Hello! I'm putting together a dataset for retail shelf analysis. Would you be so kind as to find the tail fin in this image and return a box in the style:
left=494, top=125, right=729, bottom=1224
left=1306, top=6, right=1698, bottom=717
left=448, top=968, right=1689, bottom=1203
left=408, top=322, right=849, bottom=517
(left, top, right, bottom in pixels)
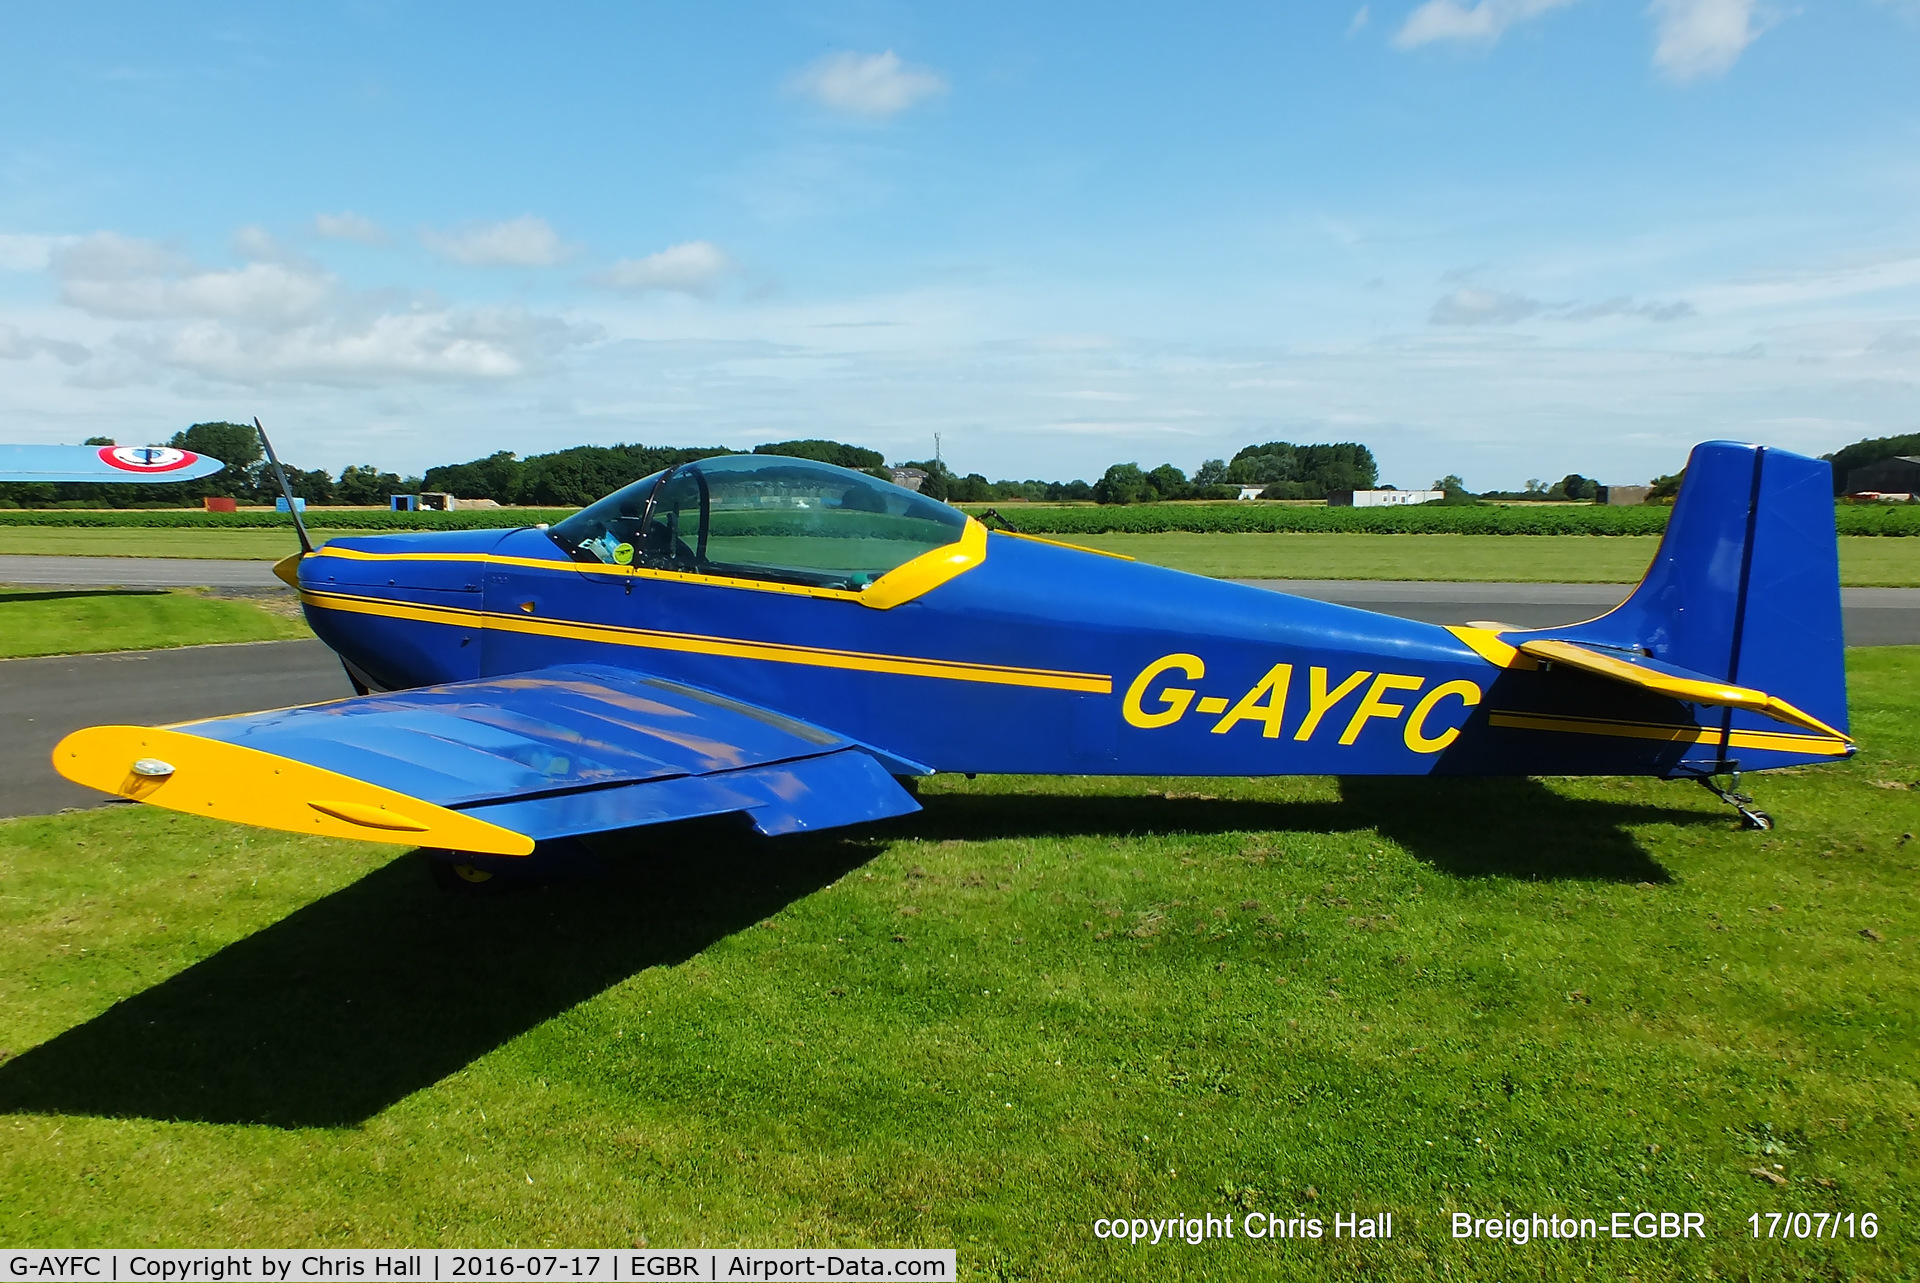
left=1553, top=440, right=1849, bottom=743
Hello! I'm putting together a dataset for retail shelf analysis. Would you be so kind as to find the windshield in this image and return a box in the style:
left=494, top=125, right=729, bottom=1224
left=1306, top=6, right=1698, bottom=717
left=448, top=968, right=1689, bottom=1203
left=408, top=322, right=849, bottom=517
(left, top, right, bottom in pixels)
left=547, top=454, right=968, bottom=591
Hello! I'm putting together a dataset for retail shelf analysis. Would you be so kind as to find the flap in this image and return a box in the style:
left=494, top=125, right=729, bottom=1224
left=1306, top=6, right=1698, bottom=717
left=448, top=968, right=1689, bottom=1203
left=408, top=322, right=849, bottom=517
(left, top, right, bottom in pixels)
left=1516, top=639, right=1851, bottom=742
left=464, top=748, right=920, bottom=841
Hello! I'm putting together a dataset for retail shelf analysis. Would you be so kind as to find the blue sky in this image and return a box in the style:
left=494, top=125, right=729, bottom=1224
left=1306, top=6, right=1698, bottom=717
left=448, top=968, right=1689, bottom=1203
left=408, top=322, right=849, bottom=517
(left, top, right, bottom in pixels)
left=1, top=1, right=1916, bottom=489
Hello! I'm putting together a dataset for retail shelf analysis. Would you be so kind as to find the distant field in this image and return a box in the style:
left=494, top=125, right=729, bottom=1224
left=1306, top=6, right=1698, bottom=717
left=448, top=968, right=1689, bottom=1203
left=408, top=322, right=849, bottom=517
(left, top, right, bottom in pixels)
left=1072, top=532, right=1920, bottom=585
left=1072, top=532, right=1664, bottom=582
left=5, top=527, right=1919, bottom=585
left=0, top=587, right=311, bottom=658
left=0, top=528, right=379, bottom=559
left=0, top=649, right=1912, bottom=1275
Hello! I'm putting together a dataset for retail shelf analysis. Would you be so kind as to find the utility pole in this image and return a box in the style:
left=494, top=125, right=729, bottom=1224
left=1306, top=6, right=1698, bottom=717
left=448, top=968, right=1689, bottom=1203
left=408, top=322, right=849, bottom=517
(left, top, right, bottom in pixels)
left=934, top=433, right=941, bottom=469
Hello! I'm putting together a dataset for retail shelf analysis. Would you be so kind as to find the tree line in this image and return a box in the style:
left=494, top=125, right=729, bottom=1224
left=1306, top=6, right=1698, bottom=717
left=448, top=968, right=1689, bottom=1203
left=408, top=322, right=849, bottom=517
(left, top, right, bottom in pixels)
left=0, top=429, right=1436, bottom=510
left=417, top=437, right=1386, bottom=507
left=10, top=420, right=1908, bottom=511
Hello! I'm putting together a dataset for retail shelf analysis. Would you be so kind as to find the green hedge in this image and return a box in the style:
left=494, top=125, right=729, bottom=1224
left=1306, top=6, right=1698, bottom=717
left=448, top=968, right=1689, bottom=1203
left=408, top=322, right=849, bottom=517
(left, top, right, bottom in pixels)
left=964, top=503, right=1920, bottom=536
left=0, top=508, right=577, bottom=531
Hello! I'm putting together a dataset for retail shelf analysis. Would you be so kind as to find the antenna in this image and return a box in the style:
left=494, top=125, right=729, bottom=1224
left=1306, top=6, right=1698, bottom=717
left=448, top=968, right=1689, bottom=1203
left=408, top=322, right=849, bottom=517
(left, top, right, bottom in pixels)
left=254, top=416, right=313, bottom=556
left=934, top=432, right=941, bottom=467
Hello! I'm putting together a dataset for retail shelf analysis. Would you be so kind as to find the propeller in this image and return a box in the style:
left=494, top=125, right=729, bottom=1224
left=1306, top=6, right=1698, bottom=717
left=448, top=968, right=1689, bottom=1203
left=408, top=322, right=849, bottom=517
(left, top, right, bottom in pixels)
left=254, top=416, right=313, bottom=557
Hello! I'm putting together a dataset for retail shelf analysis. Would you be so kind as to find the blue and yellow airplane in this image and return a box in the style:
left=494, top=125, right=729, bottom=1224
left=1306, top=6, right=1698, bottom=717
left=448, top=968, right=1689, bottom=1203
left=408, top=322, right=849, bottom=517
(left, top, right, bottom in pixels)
left=54, top=437, right=1850, bottom=882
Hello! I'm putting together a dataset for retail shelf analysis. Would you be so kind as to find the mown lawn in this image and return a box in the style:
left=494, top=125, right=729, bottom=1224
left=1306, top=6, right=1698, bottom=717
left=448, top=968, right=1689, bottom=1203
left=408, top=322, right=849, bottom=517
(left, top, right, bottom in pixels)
left=0, top=653, right=1913, bottom=1279
left=0, top=588, right=311, bottom=658
left=0, top=528, right=377, bottom=560
left=4, top=527, right=1920, bottom=586
left=1066, top=532, right=1920, bottom=586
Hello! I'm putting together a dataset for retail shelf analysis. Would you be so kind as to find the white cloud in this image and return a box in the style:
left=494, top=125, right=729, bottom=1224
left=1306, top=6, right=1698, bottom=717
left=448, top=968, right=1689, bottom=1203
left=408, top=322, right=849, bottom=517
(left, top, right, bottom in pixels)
left=147, top=307, right=592, bottom=386
left=1430, top=286, right=1541, bottom=324
left=52, top=232, right=190, bottom=282
left=40, top=231, right=596, bottom=387
left=1649, top=0, right=1766, bottom=81
left=55, top=233, right=332, bottom=327
left=314, top=211, right=388, bottom=245
left=1431, top=286, right=1698, bottom=324
left=0, top=323, right=88, bottom=365
left=590, top=241, right=734, bottom=296
left=1558, top=295, right=1696, bottom=321
left=0, top=234, right=76, bottom=272
left=789, top=51, right=948, bottom=118
left=1348, top=6, right=1372, bottom=36
left=1394, top=0, right=1576, bottom=47
left=421, top=215, right=576, bottom=267
left=229, top=225, right=322, bottom=267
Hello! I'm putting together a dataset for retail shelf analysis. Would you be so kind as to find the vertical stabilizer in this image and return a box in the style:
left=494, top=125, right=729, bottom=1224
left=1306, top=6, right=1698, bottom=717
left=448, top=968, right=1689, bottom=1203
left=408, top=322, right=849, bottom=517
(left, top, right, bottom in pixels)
left=1547, top=440, right=1848, bottom=742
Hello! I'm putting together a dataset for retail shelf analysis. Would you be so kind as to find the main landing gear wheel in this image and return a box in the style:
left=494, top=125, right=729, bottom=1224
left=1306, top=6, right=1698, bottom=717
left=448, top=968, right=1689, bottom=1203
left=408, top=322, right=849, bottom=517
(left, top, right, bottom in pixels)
left=428, top=856, right=500, bottom=893
left=424, top=838, right=607, bottom=894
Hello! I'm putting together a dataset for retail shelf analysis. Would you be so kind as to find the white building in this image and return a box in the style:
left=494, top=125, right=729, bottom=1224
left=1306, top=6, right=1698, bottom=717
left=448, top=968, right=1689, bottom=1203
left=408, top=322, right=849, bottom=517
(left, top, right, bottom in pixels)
left=1328, top=489, right=1445, bottom=508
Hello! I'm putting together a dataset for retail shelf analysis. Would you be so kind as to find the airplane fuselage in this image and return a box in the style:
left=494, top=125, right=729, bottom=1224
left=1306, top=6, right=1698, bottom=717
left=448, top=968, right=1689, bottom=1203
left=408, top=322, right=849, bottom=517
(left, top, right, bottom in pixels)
left=295, top=524, right=1841, bottom=781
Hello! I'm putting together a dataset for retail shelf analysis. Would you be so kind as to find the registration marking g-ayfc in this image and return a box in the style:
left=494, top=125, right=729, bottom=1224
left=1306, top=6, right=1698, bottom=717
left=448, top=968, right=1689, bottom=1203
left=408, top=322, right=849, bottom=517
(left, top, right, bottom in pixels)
left=1123, top=653, right=1484, bottom=753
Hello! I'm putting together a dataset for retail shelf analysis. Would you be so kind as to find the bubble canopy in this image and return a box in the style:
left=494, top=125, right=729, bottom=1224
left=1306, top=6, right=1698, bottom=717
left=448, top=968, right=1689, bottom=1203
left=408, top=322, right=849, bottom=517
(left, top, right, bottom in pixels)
left=547, top=454, right=969, bottom=592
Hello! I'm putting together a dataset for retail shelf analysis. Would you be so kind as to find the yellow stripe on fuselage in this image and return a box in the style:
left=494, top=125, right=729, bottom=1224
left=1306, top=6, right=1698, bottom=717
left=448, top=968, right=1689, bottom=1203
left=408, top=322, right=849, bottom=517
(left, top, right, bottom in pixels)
left=1487, top=709, right=1851, bottom=757
left=298, top=587, right=1113, bottom=694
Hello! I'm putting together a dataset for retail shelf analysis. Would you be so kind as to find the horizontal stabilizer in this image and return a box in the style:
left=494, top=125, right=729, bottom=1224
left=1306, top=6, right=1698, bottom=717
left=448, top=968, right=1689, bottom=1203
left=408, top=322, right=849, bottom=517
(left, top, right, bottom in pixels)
left=1516, top=639, right=1851, bottom=743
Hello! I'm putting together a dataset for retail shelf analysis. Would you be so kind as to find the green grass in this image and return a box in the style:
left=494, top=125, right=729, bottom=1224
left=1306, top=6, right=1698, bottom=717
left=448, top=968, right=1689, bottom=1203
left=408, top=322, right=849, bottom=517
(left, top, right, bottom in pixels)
left=1073, top=533, right=1665, bottom=582
left=0, top=653, right=1914, bottom=1276
left=0, top=527, right=380, bottom=559
left=0, top=588, right=311, bottom=658
left=1069, top=532, right=1920, bottom=586
left=9, top=527, right=1920, bottom=586
left=0, top=509, right=576, bottom=531
left=969, top=500, right=1920, bottom=537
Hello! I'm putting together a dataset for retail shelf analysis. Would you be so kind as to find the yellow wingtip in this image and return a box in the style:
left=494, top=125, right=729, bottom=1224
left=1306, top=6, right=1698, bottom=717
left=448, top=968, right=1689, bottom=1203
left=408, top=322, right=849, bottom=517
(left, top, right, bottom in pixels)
left=53, top=725, right=534, bottom=856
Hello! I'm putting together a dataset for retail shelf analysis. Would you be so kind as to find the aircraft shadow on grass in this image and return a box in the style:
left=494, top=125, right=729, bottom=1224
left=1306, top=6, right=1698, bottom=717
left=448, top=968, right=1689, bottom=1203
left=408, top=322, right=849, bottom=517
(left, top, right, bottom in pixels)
left=0, top=777, right=1712, bottom=1129
left=1, top=589, right=169, bottom=604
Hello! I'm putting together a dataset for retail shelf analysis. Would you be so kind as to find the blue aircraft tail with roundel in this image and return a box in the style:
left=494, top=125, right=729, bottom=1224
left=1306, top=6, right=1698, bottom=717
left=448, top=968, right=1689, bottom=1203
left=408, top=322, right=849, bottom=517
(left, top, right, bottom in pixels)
left=1516, top=440, right=1849, bottom=765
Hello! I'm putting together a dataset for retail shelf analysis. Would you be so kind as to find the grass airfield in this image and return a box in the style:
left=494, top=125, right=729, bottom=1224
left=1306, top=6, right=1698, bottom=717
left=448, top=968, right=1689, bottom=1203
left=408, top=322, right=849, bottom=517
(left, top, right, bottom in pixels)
left=4, top=526, right=1920, bottom=585
left=0, top=587, right=309, bottom=658
left=0, top=652, right=1913, bottom=1278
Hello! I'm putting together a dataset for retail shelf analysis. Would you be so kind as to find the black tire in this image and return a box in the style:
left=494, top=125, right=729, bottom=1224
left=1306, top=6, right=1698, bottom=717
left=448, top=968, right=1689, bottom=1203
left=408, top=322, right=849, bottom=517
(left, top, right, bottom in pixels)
left=426, top=852, right=510, bottom=894
left=424, top=838, right=606, bottom=893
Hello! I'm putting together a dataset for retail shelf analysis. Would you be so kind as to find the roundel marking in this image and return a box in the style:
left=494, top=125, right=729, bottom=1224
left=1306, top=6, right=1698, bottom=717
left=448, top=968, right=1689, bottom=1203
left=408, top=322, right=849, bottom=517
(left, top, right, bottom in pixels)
left=99, top=446, right=200, bottom=473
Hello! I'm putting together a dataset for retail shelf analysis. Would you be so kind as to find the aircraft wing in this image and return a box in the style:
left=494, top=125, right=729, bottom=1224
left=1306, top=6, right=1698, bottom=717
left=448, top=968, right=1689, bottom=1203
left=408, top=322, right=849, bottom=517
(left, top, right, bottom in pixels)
left=53, top=665, right=922, bottom=855
left=1515, top=638, right=1851, bottom=742
left=0, top=444, right=224, bottom=483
